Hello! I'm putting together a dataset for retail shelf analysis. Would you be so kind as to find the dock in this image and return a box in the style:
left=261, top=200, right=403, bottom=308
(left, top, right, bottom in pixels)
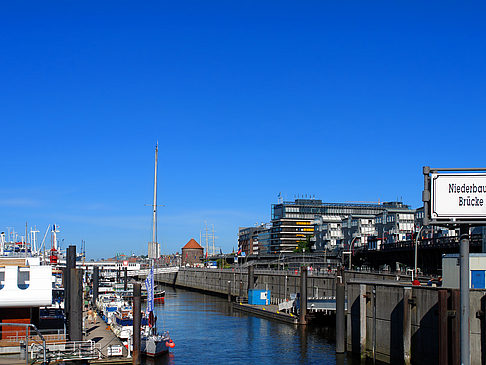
left=83, top=309, right=130, bottom=363
left=232, top=302, right=299, bottom=324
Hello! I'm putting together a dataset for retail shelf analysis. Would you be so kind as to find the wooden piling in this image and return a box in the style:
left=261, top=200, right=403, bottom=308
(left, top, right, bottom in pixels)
left=438, top=289, right=448, bottom=365
left=69, top=268, right=83, bottom=341
left=124, top=267, right=128, bottom=291
left=451, top=289, right=460, bottom=365
left=132, top=283, right=141, bottom=365
left=92, top=266, right=99, bottom=307
left=299, top=269, right=308, bottom=325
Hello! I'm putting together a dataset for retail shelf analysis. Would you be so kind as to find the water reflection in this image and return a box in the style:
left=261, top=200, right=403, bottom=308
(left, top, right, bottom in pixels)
left=142, top=286, right=362, bottom=365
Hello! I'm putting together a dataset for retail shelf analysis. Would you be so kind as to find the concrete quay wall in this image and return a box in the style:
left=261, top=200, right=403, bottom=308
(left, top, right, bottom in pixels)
left=154, top=268, right=417, bottom=301
left=347, top=281, right=486, bottom=365
left=155, top=268, right=341, bottom=302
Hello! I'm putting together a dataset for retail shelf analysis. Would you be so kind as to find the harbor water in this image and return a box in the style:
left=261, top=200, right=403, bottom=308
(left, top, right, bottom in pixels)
left=145, top=286, right=359, bottom=365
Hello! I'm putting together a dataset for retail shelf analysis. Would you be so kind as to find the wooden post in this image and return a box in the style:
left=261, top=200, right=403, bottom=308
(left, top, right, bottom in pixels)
left=65, top=245, right=76, bottom=332
left=438, top=289, right=448, bottom=365
left=69, top=268, right=83, bottom=341
left=403, top=287, right=412, bottom=365
left=132, top=283, right=141, bottom=365
left=451, top=289, right=460, bottom=365
left=359, top=284, right=367, bottom=361
left=300, top=269, right=308, bottom=325
left=124, top=267, right=128, bottom=291
left=227, top=280, right=231, bottom=303
left=92, top=266, right=99, bottom=307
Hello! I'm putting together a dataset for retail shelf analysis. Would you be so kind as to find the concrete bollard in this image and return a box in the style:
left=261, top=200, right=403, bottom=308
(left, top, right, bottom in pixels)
left=248, top=266, right=255, bottom=291
left=336, top=275, right=345, bottom=353
left=359, top=284, right=367, bottom=361
left=403, top=287, right=412, bottom=365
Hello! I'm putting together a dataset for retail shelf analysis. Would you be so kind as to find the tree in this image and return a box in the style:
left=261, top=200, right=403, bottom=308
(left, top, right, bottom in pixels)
left=293, top=236, right=312, bottom=253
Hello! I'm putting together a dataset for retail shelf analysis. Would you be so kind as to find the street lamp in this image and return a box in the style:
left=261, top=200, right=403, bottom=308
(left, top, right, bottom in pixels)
left=414, top=226, right=424, bottom=278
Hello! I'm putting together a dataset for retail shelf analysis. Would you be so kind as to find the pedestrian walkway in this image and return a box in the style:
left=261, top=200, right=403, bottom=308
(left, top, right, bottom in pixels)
left=83, top=310, right=128, bottom=359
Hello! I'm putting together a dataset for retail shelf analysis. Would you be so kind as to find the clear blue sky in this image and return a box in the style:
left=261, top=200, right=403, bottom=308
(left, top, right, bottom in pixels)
left=1, top=2, right=485, bottom=258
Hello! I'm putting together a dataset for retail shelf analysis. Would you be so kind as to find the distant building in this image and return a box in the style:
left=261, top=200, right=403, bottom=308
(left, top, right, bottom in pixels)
left=272, top=199, right=384, bottom=253
left=312, top=216, right=343, bottom=251
left=342, top=214, right=376, bottom=249
left=374, top=202, right=415, bottom=247
left=181, top=239, right=204, bottom=266
left=256, top=227, right=272, bottom=254
left=238, top=224, right=269, bottom=256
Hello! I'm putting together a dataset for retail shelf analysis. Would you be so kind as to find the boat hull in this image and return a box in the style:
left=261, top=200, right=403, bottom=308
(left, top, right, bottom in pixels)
left=141, top=336, right=169, bottom=357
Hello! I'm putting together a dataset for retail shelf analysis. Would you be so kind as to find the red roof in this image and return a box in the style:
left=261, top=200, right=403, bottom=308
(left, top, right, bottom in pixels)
left=182, top=239, right=203, bottom=250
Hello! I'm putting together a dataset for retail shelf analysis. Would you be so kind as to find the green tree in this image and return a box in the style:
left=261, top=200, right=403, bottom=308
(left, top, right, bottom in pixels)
left=293, top=236, right=312, bottom=253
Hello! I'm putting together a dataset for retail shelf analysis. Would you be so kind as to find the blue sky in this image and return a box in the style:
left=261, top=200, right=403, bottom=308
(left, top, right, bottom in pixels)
left=1, top=2, right=485, bottom=258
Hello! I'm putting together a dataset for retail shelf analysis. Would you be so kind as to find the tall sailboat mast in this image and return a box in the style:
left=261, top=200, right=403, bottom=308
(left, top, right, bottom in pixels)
left=152, top=143, right=158, bottom=249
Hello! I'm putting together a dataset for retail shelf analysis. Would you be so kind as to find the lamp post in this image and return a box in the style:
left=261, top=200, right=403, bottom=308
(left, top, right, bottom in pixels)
left=414, top=226, right=424, bottom=279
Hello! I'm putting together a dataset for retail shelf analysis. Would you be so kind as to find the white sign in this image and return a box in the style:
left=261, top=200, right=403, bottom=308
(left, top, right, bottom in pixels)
left=108, top=345, right=123, bottom=356
left=431, top=173, right=486, bottom=218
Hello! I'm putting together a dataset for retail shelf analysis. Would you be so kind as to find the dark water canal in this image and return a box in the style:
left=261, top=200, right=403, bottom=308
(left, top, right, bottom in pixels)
left=143, top=287, right=360, bottom=365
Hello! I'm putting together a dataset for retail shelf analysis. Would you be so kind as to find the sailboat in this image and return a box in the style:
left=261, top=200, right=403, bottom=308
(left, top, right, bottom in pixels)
left=141, top=143, right=174, bottom=357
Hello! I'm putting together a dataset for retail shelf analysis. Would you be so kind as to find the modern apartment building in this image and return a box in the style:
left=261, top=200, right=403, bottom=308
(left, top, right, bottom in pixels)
left=374, top=202, right=415, bottom=247
left=312, top=216, right=343, bottom=251
left=271, top=199, right=384, bottom=253
left=342, top=214, right=376, bottom=249
left=238, top=224, right=270, bottom=256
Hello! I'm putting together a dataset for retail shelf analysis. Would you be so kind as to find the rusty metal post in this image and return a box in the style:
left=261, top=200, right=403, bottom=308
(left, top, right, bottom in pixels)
left=132, top=283, right=141, bottom=365
left=451, top=289, right=461, bottom=365
left=438, top=289, right=449, bottom=365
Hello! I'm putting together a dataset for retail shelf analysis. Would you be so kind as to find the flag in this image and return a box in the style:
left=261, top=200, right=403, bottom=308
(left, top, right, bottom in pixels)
left=145, top=266, right=154, bottom=316
left=237, top=247, right=242, bottom=255
left=205, top=251, right=208, bottom=259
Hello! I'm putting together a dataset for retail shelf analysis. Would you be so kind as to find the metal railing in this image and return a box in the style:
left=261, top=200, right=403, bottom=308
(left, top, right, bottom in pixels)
left=30, top=340, right=102, bottom=363
left=0, top=323, right=46, bottom=364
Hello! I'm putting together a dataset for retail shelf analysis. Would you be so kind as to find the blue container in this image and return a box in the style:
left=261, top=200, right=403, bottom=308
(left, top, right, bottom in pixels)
left=248, top=289, right=271, bottom=305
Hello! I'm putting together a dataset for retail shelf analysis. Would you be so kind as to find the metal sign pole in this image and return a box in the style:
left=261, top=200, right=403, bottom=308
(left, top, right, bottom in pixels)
left=422, top=166, right=486, bottom=365
left=459, top=225, right=470, bottom=365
